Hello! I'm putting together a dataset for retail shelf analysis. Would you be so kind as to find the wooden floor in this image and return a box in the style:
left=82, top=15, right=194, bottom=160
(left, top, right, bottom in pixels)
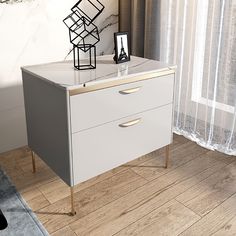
left=1, top=134, right=236, bottom=236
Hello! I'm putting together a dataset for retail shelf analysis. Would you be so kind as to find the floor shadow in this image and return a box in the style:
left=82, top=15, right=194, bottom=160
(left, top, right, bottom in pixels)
left=34, top=211, right=71, bottom=216
left=5, top=207, right=71, bottom=216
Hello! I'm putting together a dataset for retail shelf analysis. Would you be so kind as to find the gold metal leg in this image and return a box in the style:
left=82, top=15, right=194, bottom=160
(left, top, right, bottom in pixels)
left=165, top=145, right=170, bottom=169
left=70, top=187, right=76, bottom=216
left=31, top=150, right=36, bottom=173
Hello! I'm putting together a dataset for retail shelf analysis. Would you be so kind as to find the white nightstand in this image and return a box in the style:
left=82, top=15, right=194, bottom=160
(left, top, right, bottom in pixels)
left=22, top=55, right=175, bottom=215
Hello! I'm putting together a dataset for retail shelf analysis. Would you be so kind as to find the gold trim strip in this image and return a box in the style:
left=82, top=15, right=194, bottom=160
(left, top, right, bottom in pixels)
left=69, top=69, right=175, bottom=96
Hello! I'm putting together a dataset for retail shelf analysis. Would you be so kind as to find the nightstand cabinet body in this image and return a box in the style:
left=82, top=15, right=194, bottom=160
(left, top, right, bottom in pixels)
left=22, top=55, right=175, bottom=187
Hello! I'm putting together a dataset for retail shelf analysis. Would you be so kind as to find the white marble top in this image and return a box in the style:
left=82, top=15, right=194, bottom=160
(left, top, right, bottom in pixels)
left=22, top=55, right=175, bottom=90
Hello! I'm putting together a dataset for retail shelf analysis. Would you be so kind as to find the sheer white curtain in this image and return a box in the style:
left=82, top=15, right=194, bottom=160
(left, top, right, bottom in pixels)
left=120, top=0, right=236, bottom=155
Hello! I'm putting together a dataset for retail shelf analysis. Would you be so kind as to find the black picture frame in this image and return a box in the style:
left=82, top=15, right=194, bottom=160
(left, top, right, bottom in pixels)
left=114, top=32, right=130, bottom=64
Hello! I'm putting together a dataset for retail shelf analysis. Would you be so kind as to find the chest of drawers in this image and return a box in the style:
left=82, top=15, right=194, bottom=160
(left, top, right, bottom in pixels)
left=22, top=55, right=175, bottom=215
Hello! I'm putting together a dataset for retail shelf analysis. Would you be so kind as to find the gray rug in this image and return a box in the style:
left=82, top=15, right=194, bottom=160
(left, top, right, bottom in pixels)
left=0, top=167, right=49, bottom=236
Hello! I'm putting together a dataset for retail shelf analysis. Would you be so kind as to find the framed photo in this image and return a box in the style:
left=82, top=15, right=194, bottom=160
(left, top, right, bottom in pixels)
left=114, top=32, right=130, bottom=64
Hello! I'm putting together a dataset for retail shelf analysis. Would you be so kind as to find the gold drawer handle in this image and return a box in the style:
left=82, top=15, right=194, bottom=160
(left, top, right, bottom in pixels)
left=119, top=118, right=141, bottom=128
left=119, top=87, right=141, bottom=95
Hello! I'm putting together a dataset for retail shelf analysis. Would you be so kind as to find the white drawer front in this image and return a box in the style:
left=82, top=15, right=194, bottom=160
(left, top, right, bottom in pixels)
left=70, top=74, right=174, bottom=133
left=72, top=104, right=173, bottom=185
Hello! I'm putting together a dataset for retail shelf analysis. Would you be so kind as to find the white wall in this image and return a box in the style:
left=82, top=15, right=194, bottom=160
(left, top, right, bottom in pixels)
left=0, top=0, right=118, bottom=153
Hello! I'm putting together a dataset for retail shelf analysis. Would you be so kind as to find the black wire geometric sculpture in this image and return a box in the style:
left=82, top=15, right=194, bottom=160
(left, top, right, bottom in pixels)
left=63, top=0, right=105, bottom=70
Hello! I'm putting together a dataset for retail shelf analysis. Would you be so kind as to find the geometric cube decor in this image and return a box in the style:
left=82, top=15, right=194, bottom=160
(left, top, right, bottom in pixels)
left=72, top=0, right=105, bottom=24
left=73, top=45, right=96, bottom=70
left=63, top=0, right=104, bottom=70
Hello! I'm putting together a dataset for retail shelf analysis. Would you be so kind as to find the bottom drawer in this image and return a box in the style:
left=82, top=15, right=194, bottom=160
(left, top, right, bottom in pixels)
left=72, top=104, right=173, bottom=185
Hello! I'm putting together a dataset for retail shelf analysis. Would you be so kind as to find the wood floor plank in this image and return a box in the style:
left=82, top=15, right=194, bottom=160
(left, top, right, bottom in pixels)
left=131, top=141, right=208, bottom=181
left=38, top=179, right=71, bottom=204
left=27, top=194, right=50, bottom=211
left=69, top=152, right=225, bottom=236
left=20, top=187, right=43, bottom=202
left=37, top=169, right=148, bottom=234
left=0, top=150, right=58, bottom=195
left=176, top=160, right=236, bottom=216
left=212, top=215, right=236, bottom=236
left=11, top=168, right=57, bottom=191
left=114, top=199, right=200, bottom=236
left=173, top=134, right=189, bottom=144
left=180, top=193, right=236, bottom=236
left=205, top=150, right=236, bottom=164
left=38, top=165, right=128, bottom=204
left=51, top=226, right=76, bottom=236
left=0, top=163, right=25, bottom=179
left=0, top=146, right=29, bottom=160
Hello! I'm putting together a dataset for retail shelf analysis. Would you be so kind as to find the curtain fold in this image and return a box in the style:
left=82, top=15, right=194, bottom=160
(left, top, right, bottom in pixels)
left=119, top=0, right=236, bottom=155
left=119, top=0, right=161, bottom=59
left=131, top=0, right=145, bottom=57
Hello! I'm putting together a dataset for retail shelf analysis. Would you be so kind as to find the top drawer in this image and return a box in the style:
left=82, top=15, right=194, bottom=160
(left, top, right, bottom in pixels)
left=70, top=74, right=174, bottom=133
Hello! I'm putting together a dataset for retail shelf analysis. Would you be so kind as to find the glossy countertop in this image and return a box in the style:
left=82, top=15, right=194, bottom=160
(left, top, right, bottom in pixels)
left=21, top=55, right=175, bottom=91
